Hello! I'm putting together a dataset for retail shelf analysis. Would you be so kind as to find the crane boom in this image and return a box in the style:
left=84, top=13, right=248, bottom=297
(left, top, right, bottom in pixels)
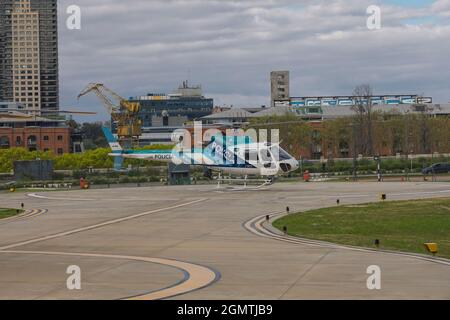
left=77, top=83, right=142, bottom=147
left=77, top=83, right=119, bottom=114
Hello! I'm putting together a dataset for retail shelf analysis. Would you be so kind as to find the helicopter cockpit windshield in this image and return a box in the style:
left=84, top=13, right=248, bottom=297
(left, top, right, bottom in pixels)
left=270, top=145, right=293, bottom=161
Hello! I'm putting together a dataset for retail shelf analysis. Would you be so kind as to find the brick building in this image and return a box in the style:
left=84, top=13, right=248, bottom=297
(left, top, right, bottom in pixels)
left=0, top=111, right=70, bottom=154
left=202, top=104, right=450, bottom=160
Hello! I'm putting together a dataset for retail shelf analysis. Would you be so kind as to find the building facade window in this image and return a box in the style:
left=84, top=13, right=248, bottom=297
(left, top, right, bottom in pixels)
left=0, top=136, right=10, bottom=149
left=27, top=135, right=37, bottom=146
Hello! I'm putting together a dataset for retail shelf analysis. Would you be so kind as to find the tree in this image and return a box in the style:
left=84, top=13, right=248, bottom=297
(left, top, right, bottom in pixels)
left=248, top=112, right=312, bottom=159
left=80, top=122, right=108, bottom=150
left=321, top=117, right=352, bottom=158
left=352, top=84, right=375, bottom=156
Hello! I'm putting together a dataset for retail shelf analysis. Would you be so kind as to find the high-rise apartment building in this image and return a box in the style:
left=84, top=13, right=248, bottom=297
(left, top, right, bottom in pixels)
left=270, top=71, right=290, bottom=107
left=0, top=0, right=59, bottom=113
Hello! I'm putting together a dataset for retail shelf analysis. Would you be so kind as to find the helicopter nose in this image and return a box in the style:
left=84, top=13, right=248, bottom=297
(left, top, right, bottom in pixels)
left=279, top=160, right=299, bottom=173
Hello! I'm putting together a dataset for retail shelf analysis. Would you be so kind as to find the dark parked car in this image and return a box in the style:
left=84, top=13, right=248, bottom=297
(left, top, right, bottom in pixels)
left=422, top=163, right=450, bottom=175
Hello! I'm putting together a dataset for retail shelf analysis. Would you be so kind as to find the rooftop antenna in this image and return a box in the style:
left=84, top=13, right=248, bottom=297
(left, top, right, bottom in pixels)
left=187, top=68, right=191, bottom=87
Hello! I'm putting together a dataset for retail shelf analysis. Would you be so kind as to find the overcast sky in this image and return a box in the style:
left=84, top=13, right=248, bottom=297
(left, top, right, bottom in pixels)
left=57, top=0, right=450, bottom=121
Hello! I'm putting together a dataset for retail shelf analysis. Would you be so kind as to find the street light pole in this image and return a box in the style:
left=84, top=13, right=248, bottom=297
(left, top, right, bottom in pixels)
left=374, top=155, right=382, bottom=182
left=352, top=123, right=358, bottom=181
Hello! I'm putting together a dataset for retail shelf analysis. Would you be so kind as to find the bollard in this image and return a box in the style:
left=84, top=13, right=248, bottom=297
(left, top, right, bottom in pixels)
left=375, top=239, right=380, bottom=248
left=286, top=207, right=290, bottom=214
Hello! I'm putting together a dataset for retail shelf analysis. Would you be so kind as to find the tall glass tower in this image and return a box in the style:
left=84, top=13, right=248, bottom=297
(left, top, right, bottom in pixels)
left=0, top=0, right=59, bottom=113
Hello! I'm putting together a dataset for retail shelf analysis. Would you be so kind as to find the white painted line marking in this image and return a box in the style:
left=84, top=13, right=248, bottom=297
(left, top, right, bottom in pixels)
left=0, top=199, right=208, bottom=251
left=27, top=193, right=181, bottom=202
left=0, top=209, right=47, bottom=225
left=0, top=209, right=34, bottom=222
left=244, top=187, right=450, bottom=267
left=28, top=193, right=96, bottom=201
left=245, top=214, right=450, bottom=267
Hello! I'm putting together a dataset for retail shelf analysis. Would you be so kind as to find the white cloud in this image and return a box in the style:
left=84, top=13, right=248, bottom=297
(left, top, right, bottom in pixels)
left=432, top=0, right=450, bottom=17
left=57, top=0, right=450, bottom=119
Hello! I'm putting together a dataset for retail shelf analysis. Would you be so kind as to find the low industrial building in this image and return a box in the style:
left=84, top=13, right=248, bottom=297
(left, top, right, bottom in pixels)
left=14, top=160, right=54, bottom=181
left=203, top=103, right=450, bottom=125
left=274, top=95, right=433, bottom=108
left=129, top=81, right=213, bottom=128
left=120, top=81, right=214, bottom=145
left=202, top=108, right=255, bottom=126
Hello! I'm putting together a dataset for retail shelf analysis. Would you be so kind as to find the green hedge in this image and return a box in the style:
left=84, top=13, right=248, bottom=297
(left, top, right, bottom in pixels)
left=0, top=147, right=173, bottom=173
left=302, top=157, right=450, bottom=174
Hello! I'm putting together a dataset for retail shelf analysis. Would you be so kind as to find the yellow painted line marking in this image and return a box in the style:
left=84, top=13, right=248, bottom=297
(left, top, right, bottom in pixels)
left=1, top=250, right=218, bottom=300
left=0, top=209, right=47, bottom=225
left=0, top=209, right=34, bottom=222
left=14, top=209, right=44, bottom=220
left=0, top=199, right=215, bottom=299
left=245, top=213, right=450, bottom=266
left=20, top=209, right=46, bottom=220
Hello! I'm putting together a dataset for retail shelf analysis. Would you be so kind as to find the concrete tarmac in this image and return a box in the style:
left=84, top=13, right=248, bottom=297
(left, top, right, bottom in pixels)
left=0, top=182, right=449, bottom=300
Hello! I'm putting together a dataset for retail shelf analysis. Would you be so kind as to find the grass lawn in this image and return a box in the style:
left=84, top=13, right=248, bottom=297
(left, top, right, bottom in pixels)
left=0, top=208, right=23, bottom=219
left=274, top=198, right=450, bottom=259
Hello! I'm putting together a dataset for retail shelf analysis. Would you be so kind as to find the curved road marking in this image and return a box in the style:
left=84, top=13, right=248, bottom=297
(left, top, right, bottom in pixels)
left=244, top=213, right=450, bottom=267
left=0, top=250, right=219, bottom=300
left=11, top=209, right=47, bottom=222
left=0, top=209, right=34, bottom=222
left=27, top=193, right=181, bottom=202
left=28, top=193, right=96, bottom=201
left=244, top=187, right=450, bottom=267
left=0, top=209, right=47, bottom=225
left=0, top=198, right=208, bottom=251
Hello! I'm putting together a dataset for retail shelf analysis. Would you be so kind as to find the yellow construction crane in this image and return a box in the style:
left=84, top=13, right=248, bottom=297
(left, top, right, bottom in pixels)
left=77, top=83, right=142, bottom=146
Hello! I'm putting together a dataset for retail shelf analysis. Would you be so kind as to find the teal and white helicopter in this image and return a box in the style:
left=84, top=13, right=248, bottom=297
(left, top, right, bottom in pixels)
left=102, top=126, right=299, bottom=186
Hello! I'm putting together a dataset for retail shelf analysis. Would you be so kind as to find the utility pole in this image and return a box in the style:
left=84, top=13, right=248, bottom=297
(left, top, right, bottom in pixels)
left=409, top=152, right=413, bottom=182
left=352, top=123, right=358, bottom=181
left=299, top=156, right=304, bottom=176
left=137, top=162, right=141, bottom=187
